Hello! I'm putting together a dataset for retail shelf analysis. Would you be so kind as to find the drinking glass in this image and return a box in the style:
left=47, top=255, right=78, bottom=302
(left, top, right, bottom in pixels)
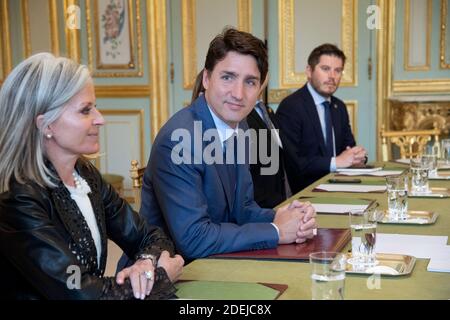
left=410, top=156, right=432, bottom=194
left=385, top=175, right=408, bottom=220
left=310, top=252, right=346, bottom=300
left=348, top=209, right=378, bottom=269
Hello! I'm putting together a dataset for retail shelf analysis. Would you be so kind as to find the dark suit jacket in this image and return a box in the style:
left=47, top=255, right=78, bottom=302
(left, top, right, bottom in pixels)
left=246, top=102, right=290, bottom=208
left=276, top=84, right=355, bottom=193
left=138, top=95, right=278, bottom=260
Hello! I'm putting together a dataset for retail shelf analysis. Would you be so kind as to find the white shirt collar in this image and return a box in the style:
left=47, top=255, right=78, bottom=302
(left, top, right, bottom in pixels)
left=307, top=82, right=331, bottom=106
left=207, top=104, right=239, bottom=145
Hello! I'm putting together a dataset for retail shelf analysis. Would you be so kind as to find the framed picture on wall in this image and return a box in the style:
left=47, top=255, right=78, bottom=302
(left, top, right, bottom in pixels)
left=86, top=0, right=142, bottom=77
left=95, top=0, right=134, bottom=69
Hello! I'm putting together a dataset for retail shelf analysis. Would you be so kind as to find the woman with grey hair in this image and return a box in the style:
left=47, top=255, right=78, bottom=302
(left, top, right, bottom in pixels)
left=0, top=53, right=184, bottom=300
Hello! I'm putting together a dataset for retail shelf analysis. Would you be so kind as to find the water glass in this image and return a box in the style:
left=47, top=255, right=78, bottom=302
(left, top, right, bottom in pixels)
left=442, top=139, right=450, bottom=165
left=385, top=175, right=408, bottom=220
left=310, top=252, right=346, bottom=300
left=410, top=156, right=432, bottom=194
left=422, top=153, right=438, bottom=177
left=348, top=209, right=378, bottom=268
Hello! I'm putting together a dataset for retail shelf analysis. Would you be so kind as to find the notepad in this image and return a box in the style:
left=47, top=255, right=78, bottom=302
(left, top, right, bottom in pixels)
left=375, top=234, right=449, bottom=259
left=336, top=167, right=383, bottom=173
left=314, top=183, right=387, bottom=193
left=311, top=204, right=368, bottom=214
left=175, top=281, right=286, bottom=300
left=337, top=170, right=404, bottom=177
left=427, top=246, right=450, bottom=273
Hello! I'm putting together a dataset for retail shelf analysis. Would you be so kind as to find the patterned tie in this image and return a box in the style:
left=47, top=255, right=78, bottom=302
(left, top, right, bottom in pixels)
left=323, top=101, right=334, bottom=157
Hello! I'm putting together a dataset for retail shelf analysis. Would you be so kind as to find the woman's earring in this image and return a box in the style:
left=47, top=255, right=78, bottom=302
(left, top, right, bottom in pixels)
left=46, top=133, right=52, bottom=139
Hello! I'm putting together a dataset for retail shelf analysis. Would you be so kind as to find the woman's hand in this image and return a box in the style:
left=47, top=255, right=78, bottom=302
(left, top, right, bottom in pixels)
left=116, top=258, right=155, bottom=300
left=157, top=250, right=184, bottom=283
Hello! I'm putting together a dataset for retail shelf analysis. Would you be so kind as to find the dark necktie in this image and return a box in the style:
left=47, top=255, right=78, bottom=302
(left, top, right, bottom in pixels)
left=223, top=134, right=237, bottom=193
left=323, top=101, right=334, bottom=157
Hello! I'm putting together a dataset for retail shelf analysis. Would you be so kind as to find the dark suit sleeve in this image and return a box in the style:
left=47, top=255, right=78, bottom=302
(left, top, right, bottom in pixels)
left=147, top=136, right=278, bottom=260
left=276, top=98, right=331, bottom=176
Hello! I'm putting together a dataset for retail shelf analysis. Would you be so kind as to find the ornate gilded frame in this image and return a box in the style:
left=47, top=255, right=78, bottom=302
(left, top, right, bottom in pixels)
left=86, top=0, right=143, bottom=77
left=403, top=0, right=432, bottom=71
left=64, top=0, right=81, bottom=62
left=345, top=100, right=358, bottom=137
left=99, top=109, right=145, bottom=166
left=182, top=0, right=252, bottom=89
left=441, top=0, right=450, bottom=69
left=21, top=0, right=60, bottom=57
left=278, top=0, right=358, bottom=88
left=0, top=0, right=12, bottom=84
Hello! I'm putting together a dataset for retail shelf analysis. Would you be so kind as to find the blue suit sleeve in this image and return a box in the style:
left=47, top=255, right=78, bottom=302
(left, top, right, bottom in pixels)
left=147, top=138, right=279, bottom=260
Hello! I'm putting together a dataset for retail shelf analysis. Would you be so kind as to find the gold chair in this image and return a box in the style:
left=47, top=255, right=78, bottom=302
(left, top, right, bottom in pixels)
left=380, top=127, right=441, bottom=161
left=130, top=160, right=146, bottom=210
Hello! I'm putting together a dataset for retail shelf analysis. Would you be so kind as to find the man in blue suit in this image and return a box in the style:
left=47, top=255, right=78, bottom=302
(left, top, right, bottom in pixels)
left=138, top=28, right=317, bottom=261
left=277, top=44, right=367, bottom=193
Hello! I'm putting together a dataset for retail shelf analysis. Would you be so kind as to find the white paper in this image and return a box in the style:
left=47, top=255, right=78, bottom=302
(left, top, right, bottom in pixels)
left=375, top=233, right=448, bottom=259
left=336, top=167, right=383, bottom=173
left=427, top=246, right=450, bottom=273
left=338, top=170, right=404, bottom=177
left=395, top=159, right=450, bottom=170
left=395, top=159, right=410, bottom=165
left=429, top=172, right=450, bottom=180
left=315, top=184, right=387, bottom=193
left=311, top=203, right=369, bottom=214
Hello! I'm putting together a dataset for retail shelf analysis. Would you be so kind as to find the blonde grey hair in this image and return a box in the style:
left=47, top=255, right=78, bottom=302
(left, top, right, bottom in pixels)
left=0, top=52, right=91, bottom=192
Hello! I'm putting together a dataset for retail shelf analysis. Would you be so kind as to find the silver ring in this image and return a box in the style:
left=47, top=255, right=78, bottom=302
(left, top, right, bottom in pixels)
left=143, top=270, right=153, bottom=281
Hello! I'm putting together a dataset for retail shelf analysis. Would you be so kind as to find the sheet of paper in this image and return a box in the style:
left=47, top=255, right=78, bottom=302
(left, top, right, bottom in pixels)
left=437, top=160, right=450, bottom=169
left=395, top=159, right=450, bottom=169
left=427, top=246, right=450, bottom=273
left=315, top=184, right=387, bottom=193
left=336, top=167, right=383, bottom=173
left=374, top=233, right=448, bottom=259
left=429, top=172, right=450, bottom=180
left=338, top=170, right=404, bottom=177
left=311, top=203, right=369, bottom=214
left=395, top=159, right=410, bottom=165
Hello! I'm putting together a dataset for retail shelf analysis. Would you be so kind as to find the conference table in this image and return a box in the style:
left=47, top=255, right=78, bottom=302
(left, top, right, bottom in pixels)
left=179, top=162, right=450, bottom=299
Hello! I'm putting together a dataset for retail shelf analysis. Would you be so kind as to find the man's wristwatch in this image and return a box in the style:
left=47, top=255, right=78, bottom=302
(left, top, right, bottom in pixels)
left=137, top=253, right=157, bottom=267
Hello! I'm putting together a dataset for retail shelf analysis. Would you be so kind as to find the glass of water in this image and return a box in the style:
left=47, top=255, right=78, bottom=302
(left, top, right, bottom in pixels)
left=422, top=151, right=438, bottom=177
left=410, top=156, right=432, bottom=194
left=441, top=139, right=450, bottom=165
left=348, top=208, right=378, bottom=269
left=309, top=252, right=346, bottom=300
left=385, top=175, right=408, bottom=220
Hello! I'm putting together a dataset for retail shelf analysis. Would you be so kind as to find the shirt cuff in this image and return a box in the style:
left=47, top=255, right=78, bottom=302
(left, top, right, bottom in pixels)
left=330, top=157, right=337, bottom=172
left=271, top=223, right=280, bottom=238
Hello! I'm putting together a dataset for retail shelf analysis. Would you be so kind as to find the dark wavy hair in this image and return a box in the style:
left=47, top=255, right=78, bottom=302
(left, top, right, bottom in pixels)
left=204, top=27, right=268, bottom=83
left=307, top=43, right=346, bottom=70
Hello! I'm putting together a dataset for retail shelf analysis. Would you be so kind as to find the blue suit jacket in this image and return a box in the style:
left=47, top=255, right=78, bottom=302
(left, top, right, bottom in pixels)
left=276, top=84, right=356, bottom=193
left=139, top=95, right=278, bottom=260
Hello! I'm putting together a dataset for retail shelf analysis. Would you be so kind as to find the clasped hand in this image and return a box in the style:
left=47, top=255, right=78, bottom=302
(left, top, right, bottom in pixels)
left=274, top=200, right=318, bottom=244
